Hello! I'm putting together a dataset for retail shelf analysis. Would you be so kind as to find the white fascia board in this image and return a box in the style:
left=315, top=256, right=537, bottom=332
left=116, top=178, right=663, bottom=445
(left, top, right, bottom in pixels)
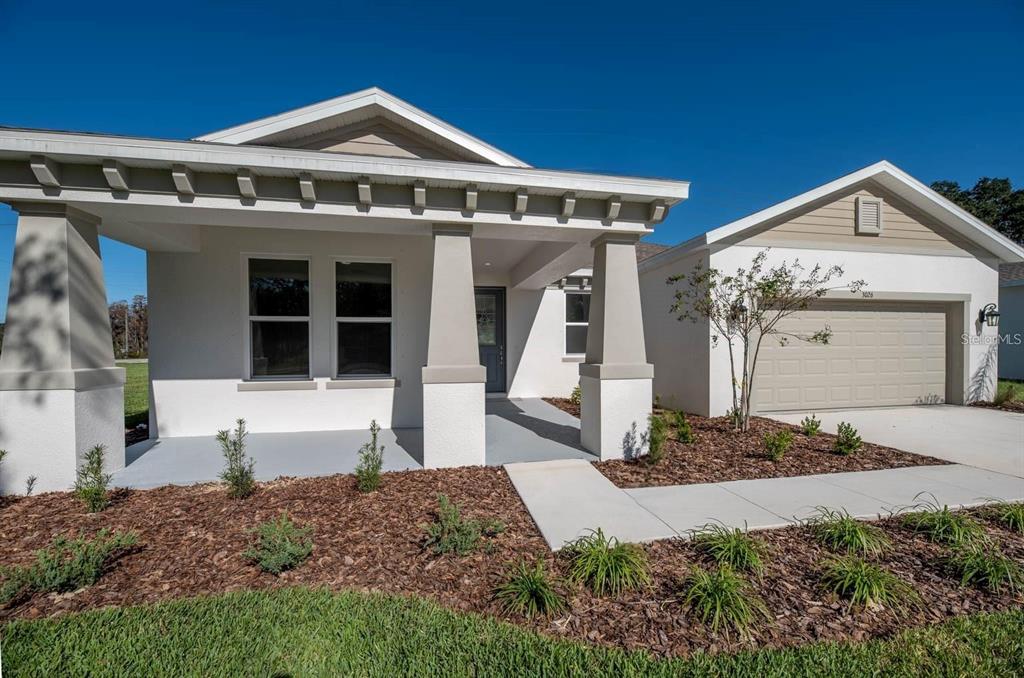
left=0, top=128, right=689, bottom=203
left=193, top=87, right=531, bottom=169
left=701, top=160, right=1024, bottom=263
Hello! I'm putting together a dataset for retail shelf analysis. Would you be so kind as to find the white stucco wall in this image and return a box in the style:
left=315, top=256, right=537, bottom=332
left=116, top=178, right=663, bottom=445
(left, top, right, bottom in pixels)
left=148, top=225, right=584, bottom=437
left=999, top=284, right=1024, bottom=380
left=707, top=246, right=1002, bottom=415
left=639, top=249, right=710, bottom=414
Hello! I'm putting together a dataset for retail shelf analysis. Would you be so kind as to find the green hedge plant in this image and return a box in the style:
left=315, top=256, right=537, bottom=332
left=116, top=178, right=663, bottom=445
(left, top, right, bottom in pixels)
left=74, top=444, right=112, bottom=512
left=355, top=420, right=384, bottom=493
left=218, top=419, right=256, bottom=499
left=832, top=422, right=862, bottom=455
left=244, top=512, right=313, bottom=575
left=673, top=411, right=694, bottom=443
left=800, top=414, right=821, bottom=436
left=762, top=429, right=793, bottom=462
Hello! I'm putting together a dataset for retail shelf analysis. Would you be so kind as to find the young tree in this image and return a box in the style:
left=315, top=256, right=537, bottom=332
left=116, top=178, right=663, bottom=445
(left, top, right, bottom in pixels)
left=668, top=250, right=865, bottom=432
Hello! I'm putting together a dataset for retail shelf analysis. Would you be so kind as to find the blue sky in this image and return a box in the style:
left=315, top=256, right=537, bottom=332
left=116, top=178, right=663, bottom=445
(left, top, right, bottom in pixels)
left=1, top=0, right=1021, bottom=321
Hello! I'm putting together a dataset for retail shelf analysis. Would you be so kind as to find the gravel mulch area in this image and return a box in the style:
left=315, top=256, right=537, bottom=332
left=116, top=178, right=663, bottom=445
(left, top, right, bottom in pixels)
left=2, top=474, right=1023, bottom=658
left=543, top=398, right=948, bottom=489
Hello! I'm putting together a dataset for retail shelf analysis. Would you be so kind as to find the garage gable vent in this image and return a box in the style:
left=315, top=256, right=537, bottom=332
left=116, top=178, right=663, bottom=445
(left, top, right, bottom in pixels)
left=855, top=196, right=883, bottom=235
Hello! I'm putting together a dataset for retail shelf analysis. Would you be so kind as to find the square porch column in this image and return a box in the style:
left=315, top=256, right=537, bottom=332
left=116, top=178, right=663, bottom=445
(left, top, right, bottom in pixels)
left=580, top=233, right=653, bottom=460
left=421, top=225, right=486, bottom=467
left=0, top=204, right=125, bottom=494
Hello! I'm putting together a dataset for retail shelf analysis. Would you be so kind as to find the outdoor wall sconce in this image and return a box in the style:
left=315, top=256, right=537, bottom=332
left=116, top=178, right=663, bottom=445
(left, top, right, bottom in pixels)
left=979, top=303, right=1001, bottom=327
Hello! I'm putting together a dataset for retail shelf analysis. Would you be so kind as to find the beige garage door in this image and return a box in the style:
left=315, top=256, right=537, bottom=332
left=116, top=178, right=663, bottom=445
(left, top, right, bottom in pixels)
left=754, top=301, right=946, bottom=412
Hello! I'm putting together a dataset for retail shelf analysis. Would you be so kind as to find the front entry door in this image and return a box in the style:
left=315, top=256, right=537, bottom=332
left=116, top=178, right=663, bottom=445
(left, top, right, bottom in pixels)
left=475, top=287, right=506, bottom=393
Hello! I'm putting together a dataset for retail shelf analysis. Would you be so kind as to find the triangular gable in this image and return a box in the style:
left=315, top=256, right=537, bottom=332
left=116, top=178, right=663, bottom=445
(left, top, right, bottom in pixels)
left=706, top=161, right=1024, bottom=262
left=195, top=87, right=530, bottom=167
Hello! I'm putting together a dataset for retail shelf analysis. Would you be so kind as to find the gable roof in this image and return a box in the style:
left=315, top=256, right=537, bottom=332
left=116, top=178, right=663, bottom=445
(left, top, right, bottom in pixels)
left=636, top=242, right=669, bottom=262
left=1001, top=262, right=1024, bottom=286
left=195, top=87, right=530, bottom=168
left=641, top=160, right=1024, bottom=272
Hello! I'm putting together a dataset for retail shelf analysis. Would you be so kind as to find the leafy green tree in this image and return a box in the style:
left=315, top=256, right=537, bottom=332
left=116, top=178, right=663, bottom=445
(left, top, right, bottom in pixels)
left=931, top=178, right=1024, bottom=245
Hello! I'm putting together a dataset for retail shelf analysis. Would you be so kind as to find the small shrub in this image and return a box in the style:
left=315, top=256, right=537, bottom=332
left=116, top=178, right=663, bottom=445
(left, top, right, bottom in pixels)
left=424, top=494, right=490, bottom=556
left=992, top=382, right=1018, bottom=406
left=762, top=429, right=793, bottom=462
left=832, top=422, right=862, bottom=456
left=74, top=444, right=111, bottom=512
left=565, top=528, right=651, bottom=596
left=683, top=565, right=769, bottom=636
left=646, top=414, right=670, bottom=465
left=990, top=501, right=1024, bottom=533
left=244, top=512, right=313, bottom=575
left=673, top=411, right=694, bottom=443
left=901, top=494, right=985, bottom=547
left=494, top=560, right=566, bottom=618
left=218, top=419, right=256, bottom=499
left=691, top=523, right=765, bottom=574
left=355, top=420, right=385, bottom=493
left=821, top=556, right=916, bottom=610
left=569, top=384, right=582, bottom=408
left=25, top=476, right=36, bottom=496
left=807, top=507, right=890, bottom=556
left=1, top=529, right=138, bottom=606
left=947, top=545, right=1022, bottom=593
left=800, top=414, right=821, bottom=436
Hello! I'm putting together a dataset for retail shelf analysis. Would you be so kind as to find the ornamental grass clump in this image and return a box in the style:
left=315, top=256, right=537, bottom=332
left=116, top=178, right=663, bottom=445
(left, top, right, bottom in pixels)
left=807, top=507, right=891, bottom=556
left=494, top=559, right=566, bottom=618
left=74, top=444, right=112, bottom=512
left=946, top=545, right=1022, bottom=593
left=565, top=528, right=651, bottom=596
left=901, top=494, right=985, bottom=547
left=355, top=420, right=384, bottom=493
left=992, top=382, right=1018, bottom=407
left=244, top=512, right=313, bottom=575
left=423, top=494, right=503, bottom=556
left=821, top=556, right=917, bottom=611
left=673, top=410, right=694, bottom=443
left=691, top=522, right=766, bottom=575
left=1, top=529, right=137, bottom=606
left=800, top=414, right=821, bottom=436
left=762, top=429, right=793, bottom=462
left=218, top=419, right=256, bottom=499
left=683, top=564, right=769, bottom=636
left=989, top=501, right=1024, bottom=534
left=832, top=422, right=862, bottom=456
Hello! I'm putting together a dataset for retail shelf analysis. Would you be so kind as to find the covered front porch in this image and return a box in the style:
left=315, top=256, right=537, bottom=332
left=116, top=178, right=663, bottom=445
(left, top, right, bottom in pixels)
left=114, top=398, right=593, bottom=489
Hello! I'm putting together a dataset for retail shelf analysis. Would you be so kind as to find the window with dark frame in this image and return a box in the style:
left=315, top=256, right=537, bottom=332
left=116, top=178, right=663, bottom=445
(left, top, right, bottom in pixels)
left=336, top=261, right=393, bottom=377
left=248, top=258, right=310, bottom=379
left=565, top=291, right=590, bottom=355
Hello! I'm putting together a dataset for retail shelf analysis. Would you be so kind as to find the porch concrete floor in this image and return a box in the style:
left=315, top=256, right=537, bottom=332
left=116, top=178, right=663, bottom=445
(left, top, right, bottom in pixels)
left=114, top=398, right=595, bottom=489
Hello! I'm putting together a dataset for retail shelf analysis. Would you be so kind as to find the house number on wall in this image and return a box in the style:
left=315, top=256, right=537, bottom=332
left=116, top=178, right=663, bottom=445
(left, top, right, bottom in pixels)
left=862, top=291, right=874, bottom=298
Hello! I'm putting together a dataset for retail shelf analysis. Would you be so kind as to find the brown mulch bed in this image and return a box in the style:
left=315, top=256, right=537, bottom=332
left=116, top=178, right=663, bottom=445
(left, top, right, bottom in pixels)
left=125, top=426, right=149, bottom=447
left=544, top=397, right=948, bottom=489
left=972, top=400, right=1024, bottom=414
left=2, top=473, right=1023, bottom=657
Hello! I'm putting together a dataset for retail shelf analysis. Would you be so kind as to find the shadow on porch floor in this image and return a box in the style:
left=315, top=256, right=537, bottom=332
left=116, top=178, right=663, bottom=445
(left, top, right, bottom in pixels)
left=114, top=398, right=596, bottom=489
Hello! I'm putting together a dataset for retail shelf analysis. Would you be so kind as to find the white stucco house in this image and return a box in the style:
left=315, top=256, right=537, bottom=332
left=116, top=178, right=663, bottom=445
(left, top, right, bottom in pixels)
left=0, top=87, right=689, bottom=493
left=999, top=263, right=1024, bottom=380
left=640, top=162, right=1024, bottom=417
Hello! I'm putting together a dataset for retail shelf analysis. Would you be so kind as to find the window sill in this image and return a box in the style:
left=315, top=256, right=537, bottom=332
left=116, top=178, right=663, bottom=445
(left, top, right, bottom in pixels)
left=562, top=356, right=585, bottom=363
left=237, top=380, right=317, bottom=392
left=327, top=378, right=399, bottom=390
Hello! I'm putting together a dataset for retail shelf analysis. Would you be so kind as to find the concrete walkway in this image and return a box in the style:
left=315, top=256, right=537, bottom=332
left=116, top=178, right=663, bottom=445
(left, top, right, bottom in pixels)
left=772, top=405, right=1024, bottom=477
left=507, top=460, right=1024, bottom=550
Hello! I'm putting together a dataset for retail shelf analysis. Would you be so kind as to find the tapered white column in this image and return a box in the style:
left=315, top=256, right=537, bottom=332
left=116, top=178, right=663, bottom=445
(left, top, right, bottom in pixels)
left=421, top=225, right=486, bottom=467
left=0, top=204, right=125, bottom=494
left=580, top=233, right=653, bottom=460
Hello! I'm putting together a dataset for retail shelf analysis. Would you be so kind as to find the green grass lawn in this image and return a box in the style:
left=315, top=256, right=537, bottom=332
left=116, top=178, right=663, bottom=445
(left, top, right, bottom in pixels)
left=117, top=360, right=149, bottom=429
left=3, top=588, right=1023, bottom=677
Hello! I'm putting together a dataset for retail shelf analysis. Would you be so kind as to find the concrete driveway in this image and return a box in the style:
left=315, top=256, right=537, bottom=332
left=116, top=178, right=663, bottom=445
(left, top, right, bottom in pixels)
left=772, top=405, right=1024, bottom=478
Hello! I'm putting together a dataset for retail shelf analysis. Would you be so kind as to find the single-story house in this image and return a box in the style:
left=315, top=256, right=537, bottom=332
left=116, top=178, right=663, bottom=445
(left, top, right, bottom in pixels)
left=640, top=162, right=1024, bottom=417
left=0, top=87, right=689, bottom=493
left=999, top=263, right=1024, bottom=380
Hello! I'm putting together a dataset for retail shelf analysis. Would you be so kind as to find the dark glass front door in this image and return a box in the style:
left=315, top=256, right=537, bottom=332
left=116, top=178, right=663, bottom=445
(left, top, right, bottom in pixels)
left=474, top=287, right=506, bottom=393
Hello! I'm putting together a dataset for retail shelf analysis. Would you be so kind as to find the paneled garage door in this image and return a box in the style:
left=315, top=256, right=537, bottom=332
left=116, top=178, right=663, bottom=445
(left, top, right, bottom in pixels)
left=753, top=301, right=946, bottom=412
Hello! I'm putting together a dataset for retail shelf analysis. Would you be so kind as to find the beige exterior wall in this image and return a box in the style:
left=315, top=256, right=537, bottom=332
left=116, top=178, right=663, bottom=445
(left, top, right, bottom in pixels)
left=744, top=182, right=982, bottom=257
left=274, top=119, right=468, bottom=162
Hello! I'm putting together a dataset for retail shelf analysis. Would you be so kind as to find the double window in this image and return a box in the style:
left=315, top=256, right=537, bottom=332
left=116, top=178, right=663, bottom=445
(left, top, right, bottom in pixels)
left=248, top=258, right=311, bottom=379
left=246, top=257, right=394, bottom=380
left=565, top=291, right=590, bottom=355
